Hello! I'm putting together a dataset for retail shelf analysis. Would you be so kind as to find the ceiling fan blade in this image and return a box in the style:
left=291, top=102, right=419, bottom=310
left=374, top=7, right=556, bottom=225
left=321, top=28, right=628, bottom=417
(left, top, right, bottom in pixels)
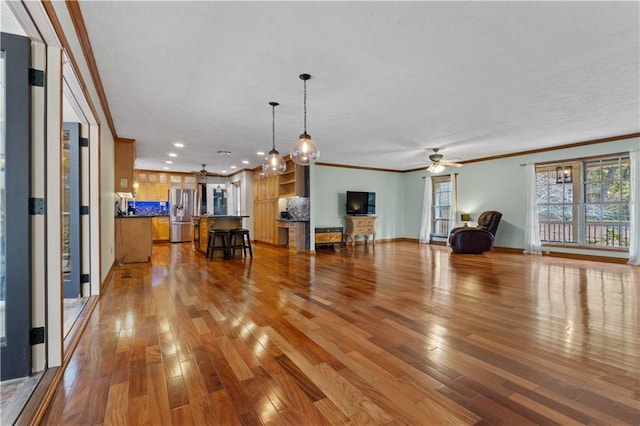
left=442, top=160, right=463, bottom=167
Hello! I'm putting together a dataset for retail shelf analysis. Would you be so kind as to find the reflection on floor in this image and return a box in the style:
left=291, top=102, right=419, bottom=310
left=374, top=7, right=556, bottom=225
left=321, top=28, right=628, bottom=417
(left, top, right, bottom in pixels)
left=0, top=297, right=88, bottom=424
left=64, top=297, right=88, bottom=338
left=0, top=373, right=42, bottom=425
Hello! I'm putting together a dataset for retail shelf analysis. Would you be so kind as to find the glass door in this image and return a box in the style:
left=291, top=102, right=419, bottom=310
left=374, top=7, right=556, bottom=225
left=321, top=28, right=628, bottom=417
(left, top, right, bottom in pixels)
left=1, top=32, right=32, bottom=381
left=62, top=123, right=81, bottom=299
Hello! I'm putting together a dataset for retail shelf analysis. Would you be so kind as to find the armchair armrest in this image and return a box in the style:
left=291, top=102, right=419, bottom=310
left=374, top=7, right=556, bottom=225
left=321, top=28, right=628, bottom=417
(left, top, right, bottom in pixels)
left=448, top=226, right=468, bottom=246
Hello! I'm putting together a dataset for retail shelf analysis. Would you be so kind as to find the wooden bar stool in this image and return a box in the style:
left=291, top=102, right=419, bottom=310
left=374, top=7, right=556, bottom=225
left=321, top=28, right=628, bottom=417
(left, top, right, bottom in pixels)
left=229, top=228, right=253, bottom=258
left=206, top=229, right=230, bottom=260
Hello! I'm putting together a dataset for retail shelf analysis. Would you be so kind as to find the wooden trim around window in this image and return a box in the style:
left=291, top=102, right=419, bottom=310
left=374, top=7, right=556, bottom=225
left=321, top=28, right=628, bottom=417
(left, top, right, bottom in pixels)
left=65, top=1, right=116, bottom=138
left=41, top=1, right=101, bottom=130
left=534, top=151, right=630, bottom=167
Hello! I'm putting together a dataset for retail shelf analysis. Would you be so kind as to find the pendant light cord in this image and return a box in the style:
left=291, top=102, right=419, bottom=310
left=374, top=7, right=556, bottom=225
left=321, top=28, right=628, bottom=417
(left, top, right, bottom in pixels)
left=272, top=104, right=276, bottom=151
left=303, top=79, right=307, bottom=133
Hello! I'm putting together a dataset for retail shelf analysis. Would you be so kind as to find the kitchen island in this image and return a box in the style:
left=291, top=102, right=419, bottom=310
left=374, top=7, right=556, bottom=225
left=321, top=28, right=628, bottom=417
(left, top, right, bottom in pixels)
left=195, top=215, right=249, bottom=255
left=115, top=216, right=153, bottom=263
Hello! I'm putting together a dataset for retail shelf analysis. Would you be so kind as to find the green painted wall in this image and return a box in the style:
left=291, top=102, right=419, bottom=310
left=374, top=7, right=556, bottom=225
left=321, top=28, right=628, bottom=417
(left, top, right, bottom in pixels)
left=312, top=136, right=639, bottom=258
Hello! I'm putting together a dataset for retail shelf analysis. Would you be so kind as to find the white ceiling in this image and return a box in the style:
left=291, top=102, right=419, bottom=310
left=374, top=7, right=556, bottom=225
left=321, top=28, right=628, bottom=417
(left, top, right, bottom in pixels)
left=77, top=1, right=639, bottom=175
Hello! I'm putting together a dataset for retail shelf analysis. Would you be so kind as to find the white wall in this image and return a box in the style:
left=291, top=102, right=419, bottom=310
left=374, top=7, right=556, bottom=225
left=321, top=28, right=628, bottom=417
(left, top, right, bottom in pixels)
left=313, top=137, right=640, bottom=258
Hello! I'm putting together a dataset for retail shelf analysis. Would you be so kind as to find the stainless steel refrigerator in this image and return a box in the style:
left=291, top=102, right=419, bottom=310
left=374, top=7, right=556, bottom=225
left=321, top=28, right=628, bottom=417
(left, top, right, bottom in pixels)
left=169, top=189, right=197, bottom=242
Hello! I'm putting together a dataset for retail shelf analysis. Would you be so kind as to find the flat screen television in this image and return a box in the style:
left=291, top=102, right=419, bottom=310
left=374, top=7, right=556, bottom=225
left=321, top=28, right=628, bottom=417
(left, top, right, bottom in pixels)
left=346, top=191, right=376, bottom=215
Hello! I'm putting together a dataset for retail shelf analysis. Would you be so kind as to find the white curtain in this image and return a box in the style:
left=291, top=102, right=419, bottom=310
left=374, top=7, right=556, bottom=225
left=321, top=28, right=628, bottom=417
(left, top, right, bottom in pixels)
left=445, top=173, right=458, bottom=247
left=628, top=150, right=640, bottom=265
left=419, top=177, right=433, bottom=243
left=448, top=173, right=458, bottom=235
left=524, top=164, right=542, bottom=254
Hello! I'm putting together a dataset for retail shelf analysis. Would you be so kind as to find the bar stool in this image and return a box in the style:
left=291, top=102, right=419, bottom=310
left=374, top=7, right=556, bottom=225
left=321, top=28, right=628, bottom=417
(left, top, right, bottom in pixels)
left=229, top=228, right=253, bottom=258
left=206, top=229, right=230, bottom=260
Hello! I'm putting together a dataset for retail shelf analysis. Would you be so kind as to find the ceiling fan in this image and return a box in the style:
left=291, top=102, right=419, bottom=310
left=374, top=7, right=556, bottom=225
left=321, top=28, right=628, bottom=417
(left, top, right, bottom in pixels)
left=194, top=164, right=209, bottom=183
left=426, top=148, right=462, bottom=173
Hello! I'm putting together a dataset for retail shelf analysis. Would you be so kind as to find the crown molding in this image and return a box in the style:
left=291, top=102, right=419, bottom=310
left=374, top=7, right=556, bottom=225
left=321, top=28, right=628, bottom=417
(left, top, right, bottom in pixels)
left=65, top=1, right=116, bottom=138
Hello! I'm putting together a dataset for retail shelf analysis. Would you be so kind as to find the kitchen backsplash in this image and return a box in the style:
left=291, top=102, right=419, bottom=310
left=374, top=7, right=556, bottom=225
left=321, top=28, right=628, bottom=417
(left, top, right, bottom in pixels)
left=127, top=201, right=169, bottom=216
left=286, top=197, right=310, bottom=220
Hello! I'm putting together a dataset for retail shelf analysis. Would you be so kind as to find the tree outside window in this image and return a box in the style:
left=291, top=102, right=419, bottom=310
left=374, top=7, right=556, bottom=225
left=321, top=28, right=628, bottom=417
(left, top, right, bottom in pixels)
left=536, top=155, right=630, bottom=249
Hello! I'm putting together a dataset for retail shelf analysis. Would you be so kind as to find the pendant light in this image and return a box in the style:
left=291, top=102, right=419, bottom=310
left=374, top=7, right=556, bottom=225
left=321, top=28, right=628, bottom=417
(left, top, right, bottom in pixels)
left=262, top=101, right=287, bottom=176
left=291, top=73, right=320, bottom=165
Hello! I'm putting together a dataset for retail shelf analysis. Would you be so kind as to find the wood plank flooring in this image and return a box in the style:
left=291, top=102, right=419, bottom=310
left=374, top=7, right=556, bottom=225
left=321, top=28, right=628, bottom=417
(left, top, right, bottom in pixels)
left=42, top=242, right=640, bottom=425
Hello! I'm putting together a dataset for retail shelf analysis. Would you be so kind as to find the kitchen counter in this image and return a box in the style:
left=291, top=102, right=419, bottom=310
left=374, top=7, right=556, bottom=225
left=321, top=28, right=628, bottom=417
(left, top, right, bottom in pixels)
left=277, top=220, right=307, bottom=253
left=115, top=217, right=152, bottom=263
left=200, top=215, right=249, bottom=219
left=115, top=214, right=169, bottom=218
left=195, top=215, right=250, bottom=255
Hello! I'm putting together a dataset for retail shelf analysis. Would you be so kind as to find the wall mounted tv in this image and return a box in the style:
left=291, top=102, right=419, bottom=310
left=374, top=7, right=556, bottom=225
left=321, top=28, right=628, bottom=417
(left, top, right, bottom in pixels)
left=346, top=191, right=376, bottom=215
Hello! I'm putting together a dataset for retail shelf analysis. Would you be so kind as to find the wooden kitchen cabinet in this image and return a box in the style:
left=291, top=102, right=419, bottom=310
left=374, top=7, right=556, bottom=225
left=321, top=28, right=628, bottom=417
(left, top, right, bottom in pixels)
left=254, top=199, right=278, bottom=244
left=344, top=216, right=377, bottom=245
left=134, top=171, right=169, bottom=200
left=253, top=171, right=279, bottom=244
left=152, top=216, right=170, bottom=241
left=114, top=138, right=135, bottom=193
left=134, top=171, right=194, bottom=200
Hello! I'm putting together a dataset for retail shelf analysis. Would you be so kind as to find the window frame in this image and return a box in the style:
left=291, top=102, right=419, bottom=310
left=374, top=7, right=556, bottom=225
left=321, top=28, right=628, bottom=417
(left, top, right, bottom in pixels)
left=535, top=153, right=631, bottom=251
left=431, top=175, right=451, bottom=238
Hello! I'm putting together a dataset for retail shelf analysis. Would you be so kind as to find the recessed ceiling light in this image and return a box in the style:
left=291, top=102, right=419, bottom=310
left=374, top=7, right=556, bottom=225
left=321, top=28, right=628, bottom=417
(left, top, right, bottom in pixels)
left=163, top=166, right=170, bottom=170
left=256, top=151, right=265, bottom=156
left=221, top=170, right=227, bottom=174
left=242, top=160, right=249, bottom=164
left=174, top=142, right=184, bottom=148
left=168, top=153, right=177, bottom=157
left=230, top=165, right=237, bottom=169
left=165, top=160, right=173, bottom=164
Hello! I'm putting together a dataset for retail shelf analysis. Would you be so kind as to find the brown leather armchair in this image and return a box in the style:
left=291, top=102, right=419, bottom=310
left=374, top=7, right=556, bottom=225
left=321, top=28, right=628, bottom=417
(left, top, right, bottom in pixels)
left=448, top=211, right=502, bottom=254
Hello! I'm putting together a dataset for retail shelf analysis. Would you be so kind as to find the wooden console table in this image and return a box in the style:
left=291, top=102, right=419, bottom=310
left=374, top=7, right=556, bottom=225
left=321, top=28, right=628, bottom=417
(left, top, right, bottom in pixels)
left=315, top=226, right=343, bottom=249
left=344, top=216, right=376, bottom=245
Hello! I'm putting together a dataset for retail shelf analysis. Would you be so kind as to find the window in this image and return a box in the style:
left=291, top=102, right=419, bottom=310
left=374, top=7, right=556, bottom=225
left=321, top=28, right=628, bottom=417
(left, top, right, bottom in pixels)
left=536, top=155, right=630, bottom=249
left=584, top=157, right=630, bottom=247
left=431, top=175, right=451, bottom=237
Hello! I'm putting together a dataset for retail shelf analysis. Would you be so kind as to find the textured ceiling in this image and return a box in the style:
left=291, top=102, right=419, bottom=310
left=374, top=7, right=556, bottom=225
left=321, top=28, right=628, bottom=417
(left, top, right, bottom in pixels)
left=77, top=1, right=639, bottom=175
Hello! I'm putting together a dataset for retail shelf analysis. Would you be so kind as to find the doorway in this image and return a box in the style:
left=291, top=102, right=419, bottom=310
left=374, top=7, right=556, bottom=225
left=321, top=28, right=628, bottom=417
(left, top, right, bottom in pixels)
left=62, top=122, right=89, bottom=337
left=1, top=31, right=32, bottom=382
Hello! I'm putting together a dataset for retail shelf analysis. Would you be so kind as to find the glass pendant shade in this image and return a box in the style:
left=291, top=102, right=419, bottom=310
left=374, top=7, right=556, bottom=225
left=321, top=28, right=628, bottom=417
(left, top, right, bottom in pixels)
left=262, top=149, right=286, bottom=176
left=262, top=101, right=286, bottom=176
left=431, top=164, right=445, bottom=173
left=292, top=73, right=320, bottom=166
left=291, top=132, right=320, bottom=165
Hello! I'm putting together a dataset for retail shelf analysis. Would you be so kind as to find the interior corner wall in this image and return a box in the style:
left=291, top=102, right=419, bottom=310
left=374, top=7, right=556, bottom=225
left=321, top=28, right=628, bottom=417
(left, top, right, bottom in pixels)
left=313, top=166, right=405, bottom=240
left=314, top=137, right=639, bottom=258
left=99, top=127, right=115, bottom=280
left=400, top=169, right=427, bottom=239
left=50, top=2, right=116, bottom=282
left=454, top=137, right=640, bottom=257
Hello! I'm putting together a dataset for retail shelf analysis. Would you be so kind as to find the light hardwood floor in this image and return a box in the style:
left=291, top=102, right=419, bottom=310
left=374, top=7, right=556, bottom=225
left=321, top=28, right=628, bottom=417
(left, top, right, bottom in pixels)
left=42, top=242, right=639, bottom=425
